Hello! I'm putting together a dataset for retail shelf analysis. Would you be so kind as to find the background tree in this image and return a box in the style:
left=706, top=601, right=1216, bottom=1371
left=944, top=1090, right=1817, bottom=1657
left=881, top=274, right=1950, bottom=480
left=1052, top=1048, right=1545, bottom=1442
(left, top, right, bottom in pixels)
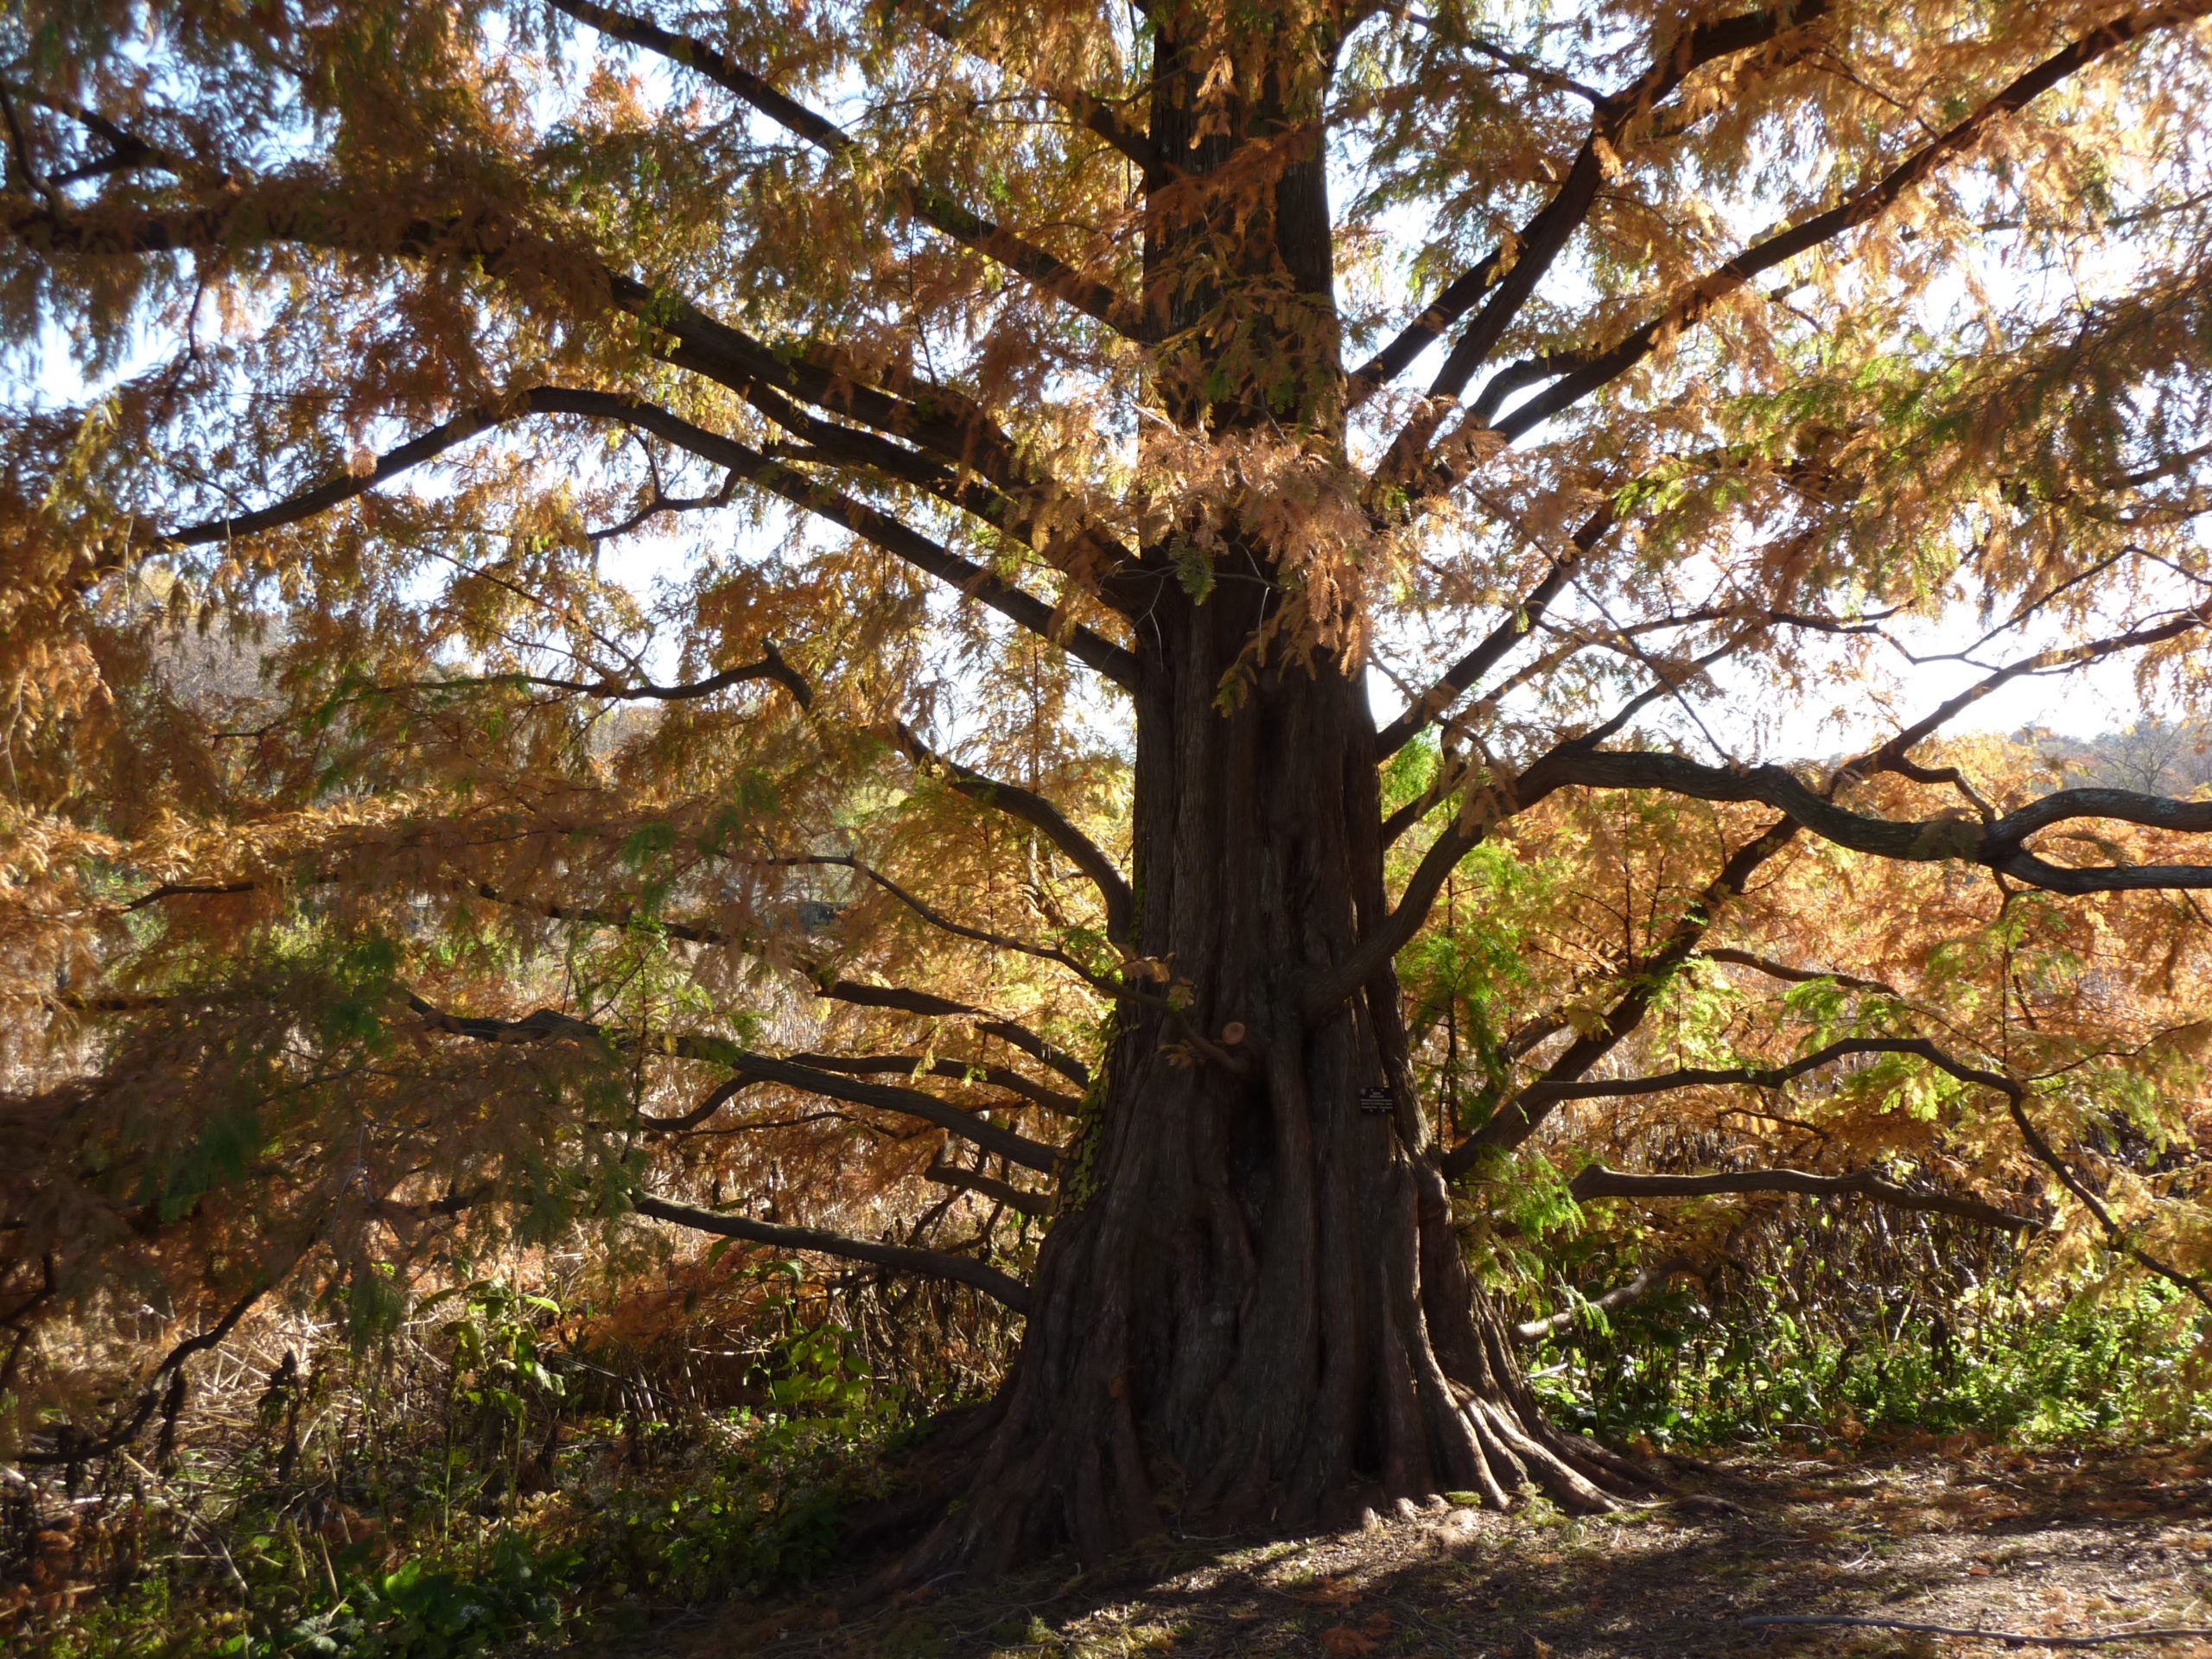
left=2, top=0, right=2210, bottom=1576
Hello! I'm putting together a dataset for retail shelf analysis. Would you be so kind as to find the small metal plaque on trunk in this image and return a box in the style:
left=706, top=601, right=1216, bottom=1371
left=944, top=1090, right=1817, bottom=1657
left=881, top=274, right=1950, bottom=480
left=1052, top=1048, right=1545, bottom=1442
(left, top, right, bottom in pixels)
left=1357, top=1087, right=1395, bottom=1113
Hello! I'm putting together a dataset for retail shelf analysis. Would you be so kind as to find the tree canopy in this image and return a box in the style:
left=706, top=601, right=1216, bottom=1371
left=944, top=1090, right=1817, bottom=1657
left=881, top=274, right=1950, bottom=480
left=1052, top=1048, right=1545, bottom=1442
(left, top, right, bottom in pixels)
left=3, top=0, right=2211, bottom=1567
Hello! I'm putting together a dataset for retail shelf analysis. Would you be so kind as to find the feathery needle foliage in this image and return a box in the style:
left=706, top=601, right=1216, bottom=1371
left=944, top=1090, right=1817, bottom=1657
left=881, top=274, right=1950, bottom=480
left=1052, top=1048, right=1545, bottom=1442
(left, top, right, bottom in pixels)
left=1, top=0, right=2210, bottom=1616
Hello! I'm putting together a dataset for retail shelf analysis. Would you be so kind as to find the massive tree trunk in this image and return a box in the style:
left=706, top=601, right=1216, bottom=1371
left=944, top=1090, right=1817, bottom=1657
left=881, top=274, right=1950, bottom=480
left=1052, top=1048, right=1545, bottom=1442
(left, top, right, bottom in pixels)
left=912, top=595, right=1646, bottom=1573
left=899, top=8, right=1647, bottom=1573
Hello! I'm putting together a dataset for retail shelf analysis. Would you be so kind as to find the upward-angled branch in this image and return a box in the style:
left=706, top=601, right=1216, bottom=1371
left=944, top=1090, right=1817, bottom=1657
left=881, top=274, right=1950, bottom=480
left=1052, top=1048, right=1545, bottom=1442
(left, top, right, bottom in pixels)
left=1444, top=817, right=1799, bottom=1164
left=1304, top=767, right=1524, bottom=1016
left=1367, top=599, right=2212, bottom=1038
left=742, top=378, right=1133, bottom=583
left=159, top=403, right=514, bottom=551
left=22, top=161, right=1140, bottom=611
left=1374, top=504, right=1616, bottom=758
left=550, top=0, right=1140, bottom=334
left=628, top=285, right=1045, bottom=499
left=1426, top=3, right=1825, bottom=409
left=1867, top=605, right=2212, bottom=781
left=154, top=385, right=1138, bottom=690
left=1348, top=569, right=2150, bottom=1018
left=26, top=184, right=1036, bottom=501
left=1322, top=687, right=1770, bottom=1018
left=1352, top=0, right=1827, bottom=413
left=1476, top=0, right=2212, bottom=452
left=7, top=86, right=180, bottom=185
left=524, top=390, right=1138, bottom=689
left=1349, top=249, right=1505, bottom=409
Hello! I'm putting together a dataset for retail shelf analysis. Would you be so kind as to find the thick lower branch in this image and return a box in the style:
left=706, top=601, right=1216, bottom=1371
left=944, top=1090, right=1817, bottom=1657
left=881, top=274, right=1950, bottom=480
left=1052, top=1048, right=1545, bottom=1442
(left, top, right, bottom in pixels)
left=1699, top=948, right=1902, bottom=999
left=785, top=1052, right=1081, bottom=1116
left=923, top=1166, right=1054, bottom=1217
left=1522, top=747, right=2212, bottom=892
left=816, top=978, right=1091, bottom=1085
left=1568, top=1163, right=2039, bottom=1232
left=404, top=992, right=1059, bottom=1172
left=632, top=1193, right=1032, bottom=1312
left=1350, top=706, right=2212, bottom=1045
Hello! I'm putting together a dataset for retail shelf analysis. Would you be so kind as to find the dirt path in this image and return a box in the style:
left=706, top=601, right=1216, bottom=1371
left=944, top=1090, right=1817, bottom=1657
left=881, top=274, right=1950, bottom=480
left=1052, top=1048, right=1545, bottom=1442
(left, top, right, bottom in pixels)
left=613, top=1442, right=2212, bottom=1658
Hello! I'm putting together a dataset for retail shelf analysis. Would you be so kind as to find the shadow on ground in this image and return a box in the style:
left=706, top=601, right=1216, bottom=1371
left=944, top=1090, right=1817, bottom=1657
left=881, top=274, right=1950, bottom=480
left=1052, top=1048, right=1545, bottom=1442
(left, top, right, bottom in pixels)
left=576, top=1442, right=2212, bottom=1659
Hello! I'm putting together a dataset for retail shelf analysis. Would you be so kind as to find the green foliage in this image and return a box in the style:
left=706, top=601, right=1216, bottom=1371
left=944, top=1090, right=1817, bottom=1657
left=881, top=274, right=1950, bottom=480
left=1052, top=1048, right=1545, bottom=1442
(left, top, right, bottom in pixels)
left=10, top=1268, right=935, bottom=1658
left=1534, top=1271, right=2212, bottom=1452
left=8, top=0, right=2212, bottom=1616
left=430, top=1282, right=568, bottom=1442
left=252, top=1538, right=572, bottom=1659
left=1395, top=837, right=1570, bottom=1128
left=1378, top=730, right=1440, bottom=815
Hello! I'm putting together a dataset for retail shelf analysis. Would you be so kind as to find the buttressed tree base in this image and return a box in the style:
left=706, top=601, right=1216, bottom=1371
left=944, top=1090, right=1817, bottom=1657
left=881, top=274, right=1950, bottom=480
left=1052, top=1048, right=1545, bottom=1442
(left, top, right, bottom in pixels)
left=4, top=0, right=2212, bottom=1576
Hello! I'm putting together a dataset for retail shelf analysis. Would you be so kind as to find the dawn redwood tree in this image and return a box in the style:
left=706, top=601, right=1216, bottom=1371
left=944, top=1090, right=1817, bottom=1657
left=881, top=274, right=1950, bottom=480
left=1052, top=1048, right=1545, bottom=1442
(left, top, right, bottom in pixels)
left=5, top=0, right=2212, bottom=1571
